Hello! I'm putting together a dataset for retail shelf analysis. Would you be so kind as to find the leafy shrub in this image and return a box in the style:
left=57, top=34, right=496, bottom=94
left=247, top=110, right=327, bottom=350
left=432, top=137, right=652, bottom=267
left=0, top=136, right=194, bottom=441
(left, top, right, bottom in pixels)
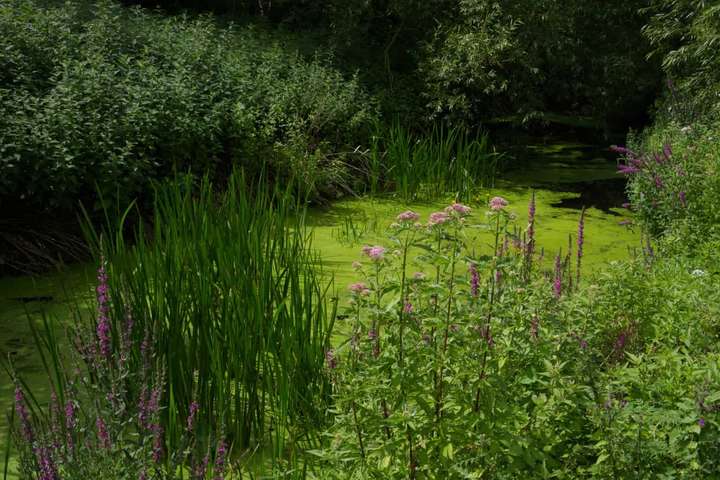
left=0, top=0, right=376, bottom=210
left=305, top=198, right=720, bottom=478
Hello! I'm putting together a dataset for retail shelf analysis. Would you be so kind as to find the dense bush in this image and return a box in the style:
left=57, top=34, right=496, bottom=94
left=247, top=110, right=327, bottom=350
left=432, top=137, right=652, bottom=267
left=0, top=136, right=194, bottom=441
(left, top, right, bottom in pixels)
left=0, top=0, right=375, bottom=210
left=307, top=199, right=720, bottom=479
left=621, top=0, right=720, bottom=249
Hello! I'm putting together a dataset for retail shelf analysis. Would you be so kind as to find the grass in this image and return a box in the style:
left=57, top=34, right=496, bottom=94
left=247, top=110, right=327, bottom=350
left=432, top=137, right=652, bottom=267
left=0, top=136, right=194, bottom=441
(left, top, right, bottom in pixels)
left=367, top=123, right=500, bottom=202
left=80, top=171, right=337, bottom=458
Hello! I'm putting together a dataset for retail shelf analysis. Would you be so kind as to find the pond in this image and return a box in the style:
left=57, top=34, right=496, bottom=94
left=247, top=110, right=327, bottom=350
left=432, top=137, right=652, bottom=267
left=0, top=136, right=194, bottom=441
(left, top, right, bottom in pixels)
left=0, top=138, right=637, bottom=476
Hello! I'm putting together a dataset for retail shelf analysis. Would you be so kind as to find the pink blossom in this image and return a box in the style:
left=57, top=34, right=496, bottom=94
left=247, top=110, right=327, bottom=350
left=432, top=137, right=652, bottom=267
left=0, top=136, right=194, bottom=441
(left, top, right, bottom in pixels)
left=489, top=196, right=508, bottom=211
left=396, top=210, right=420, bottom=222
left=445, top=203, right=471, bottom=216
left=348, top=282, right=371, bottom=296
left=428, top=211, right=450, bottom=225
left=362, top=245, right=386, bottom=261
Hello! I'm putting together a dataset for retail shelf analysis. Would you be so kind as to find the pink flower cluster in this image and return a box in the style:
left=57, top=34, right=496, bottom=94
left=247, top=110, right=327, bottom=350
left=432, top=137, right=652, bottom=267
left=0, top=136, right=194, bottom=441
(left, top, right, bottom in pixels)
left=396, top=210, right=420, bottom=222
left=445, top=203, right=471, bottom=216
left=348, top=282, right=371, bottom=296
left=362, top=245, right=386, bottom=261
left=428, top=211, right=450, bottom=226
left=489, top=196, right=508, bottom=211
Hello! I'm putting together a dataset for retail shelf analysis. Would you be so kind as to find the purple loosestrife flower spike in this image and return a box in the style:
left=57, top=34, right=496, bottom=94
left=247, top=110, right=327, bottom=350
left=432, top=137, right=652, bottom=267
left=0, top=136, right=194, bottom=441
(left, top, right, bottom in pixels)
left=663, top=143, right=672, bottom=160
left=96, top=258, right=111, bottom=359
left=214, top=439, right=227, bottom=480
left=610, top=145, right=637, bottom=157
left=699, top=418, right=706, bottom=428
left=679, top=191, right=687, bottom=207
left=96, top=417, right=111, bottom=449
left=65, top=399, right=76, bottom=452
left=527, top=191, right=536, bottom=257
left=576, top=209, right=585, bottom=286
left=469, top=263, right=480, bottom=298
left=325, top=349, right=337, bottom=369
left=617, top=164, right=640, bottom=175
left=152, top=425, right=164, bottom=463
left=37, top=445, right=59, bottom=480
left=654, top=175, right=663, bottom=189
left=14, top=386, right=33, bottom=443
left=187, top=401, right=200, bottom=432
left=553, top=253, right=562, bottom=298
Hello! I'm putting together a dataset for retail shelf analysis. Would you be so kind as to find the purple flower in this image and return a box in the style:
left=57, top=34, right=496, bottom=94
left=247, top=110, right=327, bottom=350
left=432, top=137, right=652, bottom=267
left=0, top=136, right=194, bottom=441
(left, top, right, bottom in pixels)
left=469, top=263, right=480, bottom=298
left=526, top=191, right=536, bottom=257
left=152, top=425, right=164, bottom=463
left=96, top=417, right=111, bottom=449
left=187, top=401, right=200, bottom=432
left=679, top=191, right=687, bottom=207
left=617, top=164, right=640, bottom=175
left=325, top=349, right=337, bottom=369
left=489, top=196, right=508, bottom=211
left=445, top=203, right=472, bottom=216
left=96, top=259, right=111, bottom=359
left=610, top=145, right=637, bottom=157
left=663, top=143, right=672, bottom=161
left=194, top=454, right=210, bottom=479
left=14, top=386, right=33, bottom=443
left=403, top=301, right=413, bottom=314
left=368, top=329, right=377, bottom=340
left=214, top=439, right=227, bottom=480
left=576, top=209, right=585, bottom=285
left=553, top=254, right=562, bottom=299
left=396, top=210, right=420, bottom=222
left=698, top=418, right=706, bottom=428
left=654, top=175, right=664, bottom=189
left=428, top=211, right=450, bottom=226
left=37, top=445, right=59, bottom=480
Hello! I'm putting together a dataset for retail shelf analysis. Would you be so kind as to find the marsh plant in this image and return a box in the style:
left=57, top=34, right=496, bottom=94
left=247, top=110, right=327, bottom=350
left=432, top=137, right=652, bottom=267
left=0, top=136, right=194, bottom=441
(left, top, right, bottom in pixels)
left=366, top=123, right=500, bottom=202
left=308, top=197, right=720, bottom=479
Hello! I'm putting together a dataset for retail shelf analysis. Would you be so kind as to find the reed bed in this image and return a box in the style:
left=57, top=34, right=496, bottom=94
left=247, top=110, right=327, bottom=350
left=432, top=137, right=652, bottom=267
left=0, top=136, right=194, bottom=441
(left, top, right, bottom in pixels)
left=83, top=172, right=337, bottom=457
left=368, top=123, right=500, bottom=201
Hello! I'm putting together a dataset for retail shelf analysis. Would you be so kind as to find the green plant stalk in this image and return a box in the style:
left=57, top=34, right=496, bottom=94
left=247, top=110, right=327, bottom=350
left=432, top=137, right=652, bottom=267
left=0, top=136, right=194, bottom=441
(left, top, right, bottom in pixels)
left=435, top=223, right=459, bottom=422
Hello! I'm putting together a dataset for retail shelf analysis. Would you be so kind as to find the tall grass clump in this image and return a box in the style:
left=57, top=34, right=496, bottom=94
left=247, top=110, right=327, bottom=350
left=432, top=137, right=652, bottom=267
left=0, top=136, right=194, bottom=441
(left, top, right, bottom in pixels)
left=80, top=171, right=337, bottom=460
left=368, top=123, right=499, bottom=202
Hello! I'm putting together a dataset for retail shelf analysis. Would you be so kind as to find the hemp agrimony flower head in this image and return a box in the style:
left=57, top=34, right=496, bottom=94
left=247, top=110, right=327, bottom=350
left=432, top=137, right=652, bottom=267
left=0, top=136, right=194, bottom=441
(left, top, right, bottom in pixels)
left=349, top=282, right=371, bottom=296
left=428, top=211, right=450, bottom=226
left=396, top=210, right=420, bottom=223
left=362, top=245, right=386, bottom=261
left=488, top=196, right=508, bottom=211
left=445, top=203, right=471, bottom=216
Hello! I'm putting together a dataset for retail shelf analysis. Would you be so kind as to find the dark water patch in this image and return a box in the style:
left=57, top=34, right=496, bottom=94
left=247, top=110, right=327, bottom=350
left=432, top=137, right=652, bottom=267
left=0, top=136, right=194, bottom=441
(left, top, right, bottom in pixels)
left=548, top=178, right=627, bottom=214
